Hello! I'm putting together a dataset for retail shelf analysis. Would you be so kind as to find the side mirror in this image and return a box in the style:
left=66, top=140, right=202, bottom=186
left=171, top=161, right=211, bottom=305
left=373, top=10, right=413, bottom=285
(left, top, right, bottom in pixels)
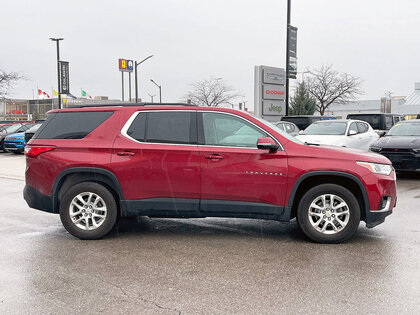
left=377, top=131, right=386, bottom=137
left=257, top=137, right=279, bottom=152
left=298, top=130, right=304, bottom=135
left=348, top=130, right=357, bottom=136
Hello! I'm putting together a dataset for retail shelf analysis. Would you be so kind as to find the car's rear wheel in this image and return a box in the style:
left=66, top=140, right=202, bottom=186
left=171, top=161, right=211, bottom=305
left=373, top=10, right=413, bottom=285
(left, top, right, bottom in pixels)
left=297, top=184, right=360, bottom=243
left=59, top=182, right=117, bottom=240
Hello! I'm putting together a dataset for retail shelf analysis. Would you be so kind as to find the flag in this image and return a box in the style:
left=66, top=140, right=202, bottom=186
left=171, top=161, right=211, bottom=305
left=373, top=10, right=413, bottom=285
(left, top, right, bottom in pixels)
left=37, top=88, right=50, bottom=99
left=81, top=89, right=93, bottom=99
left=52, top=89, right=58, bottom=97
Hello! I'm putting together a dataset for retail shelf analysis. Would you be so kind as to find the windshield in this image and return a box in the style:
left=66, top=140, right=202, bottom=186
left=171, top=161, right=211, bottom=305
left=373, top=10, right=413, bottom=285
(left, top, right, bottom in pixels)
left=303, top=122, right=347, bottom=135
left=387, top=122, right=420, bottom=136
left=2, top=124, right=22, bottom=134
left=348, top=115, right=381, bottom=129
left=252, top=116, right=303, bottom=145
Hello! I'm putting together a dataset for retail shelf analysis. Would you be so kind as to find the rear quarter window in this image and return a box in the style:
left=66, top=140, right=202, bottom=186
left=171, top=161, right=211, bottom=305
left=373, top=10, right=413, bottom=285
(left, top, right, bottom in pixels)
left=33, top=111, right=113, bottom=139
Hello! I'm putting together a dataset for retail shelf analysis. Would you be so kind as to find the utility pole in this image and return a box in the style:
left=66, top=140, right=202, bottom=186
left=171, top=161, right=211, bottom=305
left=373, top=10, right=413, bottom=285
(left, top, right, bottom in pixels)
left=285, top=0, right=291, bottom=116
left=150, top=79, right=162, bottom=103
left=135, top=55, right=153, bottom=103
left=49, top=38, right=64, bottom=109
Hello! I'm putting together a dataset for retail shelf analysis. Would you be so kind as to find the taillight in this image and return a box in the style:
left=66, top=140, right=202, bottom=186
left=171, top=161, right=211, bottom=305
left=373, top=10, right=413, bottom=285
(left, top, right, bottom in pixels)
left=24, top=145, right=56, bottom=158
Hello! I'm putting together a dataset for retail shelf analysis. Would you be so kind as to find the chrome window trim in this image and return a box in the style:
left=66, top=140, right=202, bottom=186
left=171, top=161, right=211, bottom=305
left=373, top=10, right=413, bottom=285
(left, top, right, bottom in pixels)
left=121, top=110, right=284, bottom=151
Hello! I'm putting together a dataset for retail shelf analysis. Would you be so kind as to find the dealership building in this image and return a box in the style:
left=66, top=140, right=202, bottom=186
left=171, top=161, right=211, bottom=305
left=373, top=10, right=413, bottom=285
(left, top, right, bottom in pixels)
left=325, top=82, right=420, bottom=119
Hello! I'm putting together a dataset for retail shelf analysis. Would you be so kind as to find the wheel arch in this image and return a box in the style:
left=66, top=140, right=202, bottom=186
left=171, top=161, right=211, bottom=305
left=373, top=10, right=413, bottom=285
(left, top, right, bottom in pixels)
left=51, top=167, right=124, bottom=214
left=286, top=171, right=369, bottom=221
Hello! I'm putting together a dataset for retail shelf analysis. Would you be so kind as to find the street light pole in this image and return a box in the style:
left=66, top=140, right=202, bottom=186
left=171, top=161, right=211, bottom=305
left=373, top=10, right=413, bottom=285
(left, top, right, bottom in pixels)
left=50, top=37, right=64, bottom=109
left=285, top=0, right=291, bottom=116
left=150, top=79, right=162, bottom=103
left=148, top=94, right=156, bottom=103
left=135, top=55, right=153, bottom=103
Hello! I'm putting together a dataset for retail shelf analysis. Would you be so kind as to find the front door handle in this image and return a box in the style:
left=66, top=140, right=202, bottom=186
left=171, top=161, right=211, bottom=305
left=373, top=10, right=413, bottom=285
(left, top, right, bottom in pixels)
left=117, top=151, right=135, bottom=157
left=204, top=154, right=223, bottom=161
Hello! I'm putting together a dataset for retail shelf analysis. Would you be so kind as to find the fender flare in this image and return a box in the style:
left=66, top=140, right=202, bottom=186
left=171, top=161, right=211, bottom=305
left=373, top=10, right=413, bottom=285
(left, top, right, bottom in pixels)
left=284, top=171, right=370, bottom=219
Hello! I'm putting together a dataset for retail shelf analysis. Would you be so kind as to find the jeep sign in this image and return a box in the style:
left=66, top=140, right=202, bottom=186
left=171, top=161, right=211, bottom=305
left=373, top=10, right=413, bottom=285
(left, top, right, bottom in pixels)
left=262, top=100, right=286, bottom=116
left=254, top=65, right=286, bottom=122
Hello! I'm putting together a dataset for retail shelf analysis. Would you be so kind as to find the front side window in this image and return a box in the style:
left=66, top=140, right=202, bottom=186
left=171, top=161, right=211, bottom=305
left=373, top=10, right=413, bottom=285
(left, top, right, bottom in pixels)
left=126, top=111, right=195, bottom=144
left=202, top=112, right=266, bottom=148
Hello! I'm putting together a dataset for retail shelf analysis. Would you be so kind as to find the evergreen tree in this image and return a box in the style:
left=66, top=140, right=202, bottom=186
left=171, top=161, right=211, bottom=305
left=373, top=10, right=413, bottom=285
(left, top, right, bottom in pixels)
left=289, top=82, right=316, bottom=115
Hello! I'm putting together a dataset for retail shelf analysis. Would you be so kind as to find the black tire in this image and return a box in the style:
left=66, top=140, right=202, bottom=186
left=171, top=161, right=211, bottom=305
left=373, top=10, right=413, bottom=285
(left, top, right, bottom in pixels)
left=297, top=184, right=360, bottom=243
left=59, top=182, right=118, bottom=240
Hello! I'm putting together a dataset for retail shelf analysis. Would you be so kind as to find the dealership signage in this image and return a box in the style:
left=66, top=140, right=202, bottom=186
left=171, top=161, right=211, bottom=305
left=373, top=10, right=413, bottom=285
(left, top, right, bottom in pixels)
left=254, top=66, right=286, bottom=121
left=118, top=58, right=133, bottom=72
left=287, top=26, right=298, bottom=79
left=59, top=61, right=70, bottom=94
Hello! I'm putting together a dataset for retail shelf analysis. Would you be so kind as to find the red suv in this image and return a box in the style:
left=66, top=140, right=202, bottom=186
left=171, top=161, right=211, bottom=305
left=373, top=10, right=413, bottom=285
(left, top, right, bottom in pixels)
left=24, top=104, right=397, bottom=243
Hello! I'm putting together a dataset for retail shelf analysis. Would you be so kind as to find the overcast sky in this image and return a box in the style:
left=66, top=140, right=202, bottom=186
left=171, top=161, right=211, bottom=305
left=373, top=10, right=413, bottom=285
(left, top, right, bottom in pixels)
left=1, top=0, right=419, bottom=110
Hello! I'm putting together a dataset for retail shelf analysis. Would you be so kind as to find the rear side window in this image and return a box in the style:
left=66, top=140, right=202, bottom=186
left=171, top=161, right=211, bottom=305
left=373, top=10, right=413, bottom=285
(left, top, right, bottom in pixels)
left=357, top=122, right=368, bottom=133
left=125, top=111, right=196, bottom=144
left=34, top=112, right=113, bottom=139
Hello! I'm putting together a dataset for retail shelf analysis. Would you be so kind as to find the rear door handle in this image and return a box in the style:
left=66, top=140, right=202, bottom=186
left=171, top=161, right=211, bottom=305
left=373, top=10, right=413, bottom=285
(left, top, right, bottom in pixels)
left=117, top=151, right=135, bottom=156
left=204, top=154, right=223, bottom=160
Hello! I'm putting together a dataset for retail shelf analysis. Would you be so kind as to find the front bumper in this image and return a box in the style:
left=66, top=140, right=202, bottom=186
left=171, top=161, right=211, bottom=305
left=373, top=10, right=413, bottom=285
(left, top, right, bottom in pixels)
left=381, top=151, right=420, bottom=172
left=4, top=141, right=24, bottom=152
left=23, top=184, right=57, bottom=214
left=361, top=171, right=397, bottom=228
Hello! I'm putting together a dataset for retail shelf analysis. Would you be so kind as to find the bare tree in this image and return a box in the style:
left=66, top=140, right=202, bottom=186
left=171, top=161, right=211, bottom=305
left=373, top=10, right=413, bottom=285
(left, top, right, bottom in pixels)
left=0, top=69, right=24, bottom=98
left=184, top=77, right=243, bottom=107
left=305, top=65, right=363, bottom=115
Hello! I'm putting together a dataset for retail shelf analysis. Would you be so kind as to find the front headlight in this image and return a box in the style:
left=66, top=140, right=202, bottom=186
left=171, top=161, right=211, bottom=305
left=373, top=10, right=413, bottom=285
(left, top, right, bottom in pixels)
left=356, top=161, right=393, bottom=176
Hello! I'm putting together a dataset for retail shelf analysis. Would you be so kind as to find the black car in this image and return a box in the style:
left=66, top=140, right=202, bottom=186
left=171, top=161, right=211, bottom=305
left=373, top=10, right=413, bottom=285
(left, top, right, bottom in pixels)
left=347, top=113, right=404, bottom=136
left=369, top=119, right=420, bottom=172
left=24, top=123, right=42, bottom=143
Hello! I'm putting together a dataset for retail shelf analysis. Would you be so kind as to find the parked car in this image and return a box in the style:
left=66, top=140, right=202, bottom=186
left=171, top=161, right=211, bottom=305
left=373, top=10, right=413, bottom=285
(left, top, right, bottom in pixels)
left=275, top=121, right=300, bottom=136
left=24, top=123, right=42, bottom=144
left=296, top=120, right=379, bottom=151
left=24, top=104, right=396, bottom=243
left=346, top=113, right=404, bottom=137
left=0, top=124, right=26, bottom=151
left=369, top=119, right=420, bottom=172
left=281, top=115, right=336, bottom=130
left=0, top=123, right=13, bottom=129
left=4, top=123, right=41, bottom=154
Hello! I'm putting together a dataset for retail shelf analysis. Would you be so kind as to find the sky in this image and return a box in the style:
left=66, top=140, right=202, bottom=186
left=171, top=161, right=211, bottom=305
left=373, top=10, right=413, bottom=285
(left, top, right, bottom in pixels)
left=1, top=0, right=419, bottom=111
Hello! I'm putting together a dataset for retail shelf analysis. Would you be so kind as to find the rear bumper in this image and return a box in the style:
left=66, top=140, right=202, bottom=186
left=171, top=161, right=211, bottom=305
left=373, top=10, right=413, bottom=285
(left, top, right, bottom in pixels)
left=23, top=184, right=57, bottom=214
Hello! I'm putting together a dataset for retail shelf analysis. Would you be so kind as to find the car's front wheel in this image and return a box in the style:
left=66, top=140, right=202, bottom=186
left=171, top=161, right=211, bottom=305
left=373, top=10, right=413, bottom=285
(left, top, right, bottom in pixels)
left=297, top=184, right=360, bottom=243
left=59, top=182, right=117, bottom=240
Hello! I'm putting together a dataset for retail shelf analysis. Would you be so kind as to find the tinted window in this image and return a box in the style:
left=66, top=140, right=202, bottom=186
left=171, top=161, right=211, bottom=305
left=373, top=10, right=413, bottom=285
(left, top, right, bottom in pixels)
left=357, top=122, right=368, bottom=133
left=347, top=115, right=382, bottom=130
left=146, top=112, right=193, bottom=144
left=385, top=116, right=393, bottom=129
left=34, top=112, right=113, bottom=139
left=127, top=113, right=146, bottom=141
left=202, top=113, right=266, bottom=148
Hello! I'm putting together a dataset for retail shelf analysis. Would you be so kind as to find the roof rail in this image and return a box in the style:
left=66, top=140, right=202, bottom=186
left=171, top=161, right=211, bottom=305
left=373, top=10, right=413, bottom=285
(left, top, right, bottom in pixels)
left=68, top=102, right=196, bottom=108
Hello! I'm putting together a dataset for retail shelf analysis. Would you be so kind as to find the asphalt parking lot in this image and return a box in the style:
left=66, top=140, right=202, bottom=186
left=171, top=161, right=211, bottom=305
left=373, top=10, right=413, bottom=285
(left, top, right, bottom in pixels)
left=0, top=153, right=419, bottom=314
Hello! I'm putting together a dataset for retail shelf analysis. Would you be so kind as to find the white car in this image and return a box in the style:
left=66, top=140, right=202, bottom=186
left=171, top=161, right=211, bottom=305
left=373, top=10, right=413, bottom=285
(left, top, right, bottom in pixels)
left=296, top=119, right=379, bottom=151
